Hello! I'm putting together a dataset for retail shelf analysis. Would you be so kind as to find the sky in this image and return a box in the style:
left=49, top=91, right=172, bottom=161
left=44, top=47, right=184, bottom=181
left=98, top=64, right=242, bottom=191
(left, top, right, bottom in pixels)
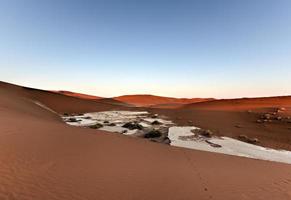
left=0, top=0, right=291, bottom=98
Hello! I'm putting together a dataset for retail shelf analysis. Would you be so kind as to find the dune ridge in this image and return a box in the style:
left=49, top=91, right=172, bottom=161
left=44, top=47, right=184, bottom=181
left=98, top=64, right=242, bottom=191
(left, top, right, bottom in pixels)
left=184, top=96, right=291, bottom=110
left=114, top=94, right=214, bottom=107
left=53, top=90, right=103, bottom=100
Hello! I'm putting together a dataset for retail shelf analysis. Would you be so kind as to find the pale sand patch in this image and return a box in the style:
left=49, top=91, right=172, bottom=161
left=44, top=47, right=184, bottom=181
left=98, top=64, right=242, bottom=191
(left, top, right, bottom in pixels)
left=63, top=111, right=291, bottom=164
left=168, top=126, right=291, bottom=164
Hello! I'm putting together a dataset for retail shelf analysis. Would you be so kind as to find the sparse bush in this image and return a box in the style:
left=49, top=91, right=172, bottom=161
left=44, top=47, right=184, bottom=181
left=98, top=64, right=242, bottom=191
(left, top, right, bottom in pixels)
left=89, top=123, right=103, bottom=129
left=151, top=120, right=162, bottom=125
left=192, top=129, right=213, bottom=138
left=122, top=122, right=143, bottom=130
left=144, top=130, right=162, bottom=138
left=68, top=118, right=78, bottom=122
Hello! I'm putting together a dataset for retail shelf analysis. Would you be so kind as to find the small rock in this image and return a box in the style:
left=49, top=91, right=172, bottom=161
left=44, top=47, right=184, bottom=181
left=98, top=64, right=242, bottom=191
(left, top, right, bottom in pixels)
left=235, top=124, right=243, bottom=128
left=121, top=130, right=128, bottom=134
left=108, top=123, right=116, bottom=126
left=84, top=116, right=91, bottom=119
left=63, top=113, right=69, bottom=116
left=256, top=119, right=263, bottom=123
left=238, top=135, right=259, bottom=144
left=104, top=121, right=109, bottom=124
left=188, top=120, right=193, bottom=124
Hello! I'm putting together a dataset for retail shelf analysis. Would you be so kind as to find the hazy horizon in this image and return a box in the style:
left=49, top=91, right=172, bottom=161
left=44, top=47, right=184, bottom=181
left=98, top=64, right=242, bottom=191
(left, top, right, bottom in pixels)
left=1, top=0, right=291, bottom=98
left=3, top=79, right=291, bottom=100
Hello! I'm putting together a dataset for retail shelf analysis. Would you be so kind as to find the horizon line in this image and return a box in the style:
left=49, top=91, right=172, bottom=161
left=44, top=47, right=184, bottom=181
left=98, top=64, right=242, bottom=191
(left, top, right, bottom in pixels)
left=1, top=80, right=291, bottom=100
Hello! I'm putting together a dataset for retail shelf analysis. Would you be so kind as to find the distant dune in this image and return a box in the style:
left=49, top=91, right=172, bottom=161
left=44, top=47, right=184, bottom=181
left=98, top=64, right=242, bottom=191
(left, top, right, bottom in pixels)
left=114, top=94, right=214, bottom=107
left=53, top=91, right=214, bottom=108
left=1, top=81, right=291, bottom=200
left=183, top=96, right=291, bottom=110
left=53, top=90, right=134, bottom=108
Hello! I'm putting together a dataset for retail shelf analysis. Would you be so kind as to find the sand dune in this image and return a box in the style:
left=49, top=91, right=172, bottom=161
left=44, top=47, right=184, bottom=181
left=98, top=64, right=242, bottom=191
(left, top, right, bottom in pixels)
left=22, top=87, right=130, bottom=114
left=52, top=91, right=213, bottom=108
left=184, top=96, right=291, bottom=110
left=114, top=94, right=213, bottom=107
left=1, top=81, right=291, bottom=199
left=96, top=98, right=135, bottom=107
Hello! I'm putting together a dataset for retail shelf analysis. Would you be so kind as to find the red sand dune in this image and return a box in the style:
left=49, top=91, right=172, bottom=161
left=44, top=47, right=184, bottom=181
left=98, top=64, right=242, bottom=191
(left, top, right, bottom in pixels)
left=52, top=90, right=134, bottom=107
left=184, top=96, right=291, bottom=110
left=114, top=94, right=213, bottom=107
left=22, top=87, right=131, bottom=114
left=1, top=81, right=291, bottom=199
left=53, top=91, right=210, bottom=108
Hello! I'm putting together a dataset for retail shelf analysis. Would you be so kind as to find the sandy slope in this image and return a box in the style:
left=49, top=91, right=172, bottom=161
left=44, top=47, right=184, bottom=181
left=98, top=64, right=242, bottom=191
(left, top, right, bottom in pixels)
left=22, top=87, right=130, bottom=114
left=1, top=81, right=291, bottom=199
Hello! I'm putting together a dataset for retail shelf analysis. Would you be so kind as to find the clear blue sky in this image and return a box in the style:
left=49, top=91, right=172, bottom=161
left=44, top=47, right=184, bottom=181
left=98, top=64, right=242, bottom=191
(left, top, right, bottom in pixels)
left=1, top=0, right=291, bottom=98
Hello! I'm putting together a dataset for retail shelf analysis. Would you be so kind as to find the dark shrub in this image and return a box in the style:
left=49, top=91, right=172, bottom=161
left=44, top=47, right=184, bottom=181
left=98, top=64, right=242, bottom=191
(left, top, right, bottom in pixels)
left=151, top=120, right=162, bottom=125
left=68, top=118, right=78, bottom=122
left=144, top=130, right=162, bottom=138
left=89, top=123, right=103, bottom=129
left=122, top=122, right=143, bottom=130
